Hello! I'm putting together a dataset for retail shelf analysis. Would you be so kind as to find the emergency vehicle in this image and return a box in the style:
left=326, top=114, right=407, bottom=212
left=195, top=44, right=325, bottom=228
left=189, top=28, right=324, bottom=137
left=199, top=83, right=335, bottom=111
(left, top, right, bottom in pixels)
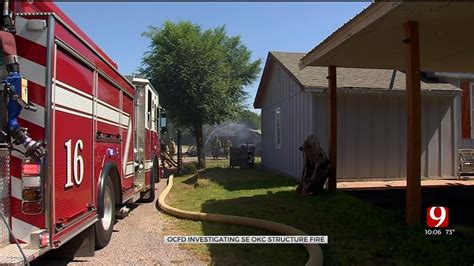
left=0, top=1, right=166, bottom=263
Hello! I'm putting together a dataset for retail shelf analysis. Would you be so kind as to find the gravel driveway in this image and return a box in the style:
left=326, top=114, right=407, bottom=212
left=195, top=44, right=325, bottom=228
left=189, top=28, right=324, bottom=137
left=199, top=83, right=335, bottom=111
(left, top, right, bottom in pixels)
left=32, top=179, right=205, bottom=265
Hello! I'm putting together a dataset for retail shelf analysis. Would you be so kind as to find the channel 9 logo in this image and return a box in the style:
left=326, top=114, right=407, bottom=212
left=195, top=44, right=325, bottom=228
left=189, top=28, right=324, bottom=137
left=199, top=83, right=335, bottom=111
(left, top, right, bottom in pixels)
left=426, top=207, right=449, bottom=228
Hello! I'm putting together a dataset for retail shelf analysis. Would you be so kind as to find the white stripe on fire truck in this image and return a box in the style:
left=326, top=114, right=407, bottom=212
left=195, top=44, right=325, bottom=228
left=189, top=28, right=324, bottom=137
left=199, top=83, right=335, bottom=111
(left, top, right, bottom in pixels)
left=96, top=103, right=120, bottom=124
left=54, top=85, right=93, bottom=115
left=53, top=106, right=93, bottom=120
left=54, top=107, right=125, bottom=129
left=10, top=176, right=22, bottom=201
left=11, top=217, right=40, bottom=244
left=96, top=102, right=130, bottom=127
left=54, top=80, right=130, bottom=127
left=97, top=98, right=119, bottom=113
left=15, top=16, right=48, bottom=47
left=96, top=117, right=120, bottom=128
left=120, top=114, right=130, bottom=128
left=18, top=101, right=45, bottom=127
left=55, top=80, right=93, bottom=100
left=17, top=56, right=46, bottom=87
left=96, top=99, right=131, bottom=124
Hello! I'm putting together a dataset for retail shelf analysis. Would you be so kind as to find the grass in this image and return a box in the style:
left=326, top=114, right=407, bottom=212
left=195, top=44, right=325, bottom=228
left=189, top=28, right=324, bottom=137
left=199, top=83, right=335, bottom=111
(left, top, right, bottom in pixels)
left=164, top=161, right=474, bottom=265
left=203, top=156, right=262, bottom=169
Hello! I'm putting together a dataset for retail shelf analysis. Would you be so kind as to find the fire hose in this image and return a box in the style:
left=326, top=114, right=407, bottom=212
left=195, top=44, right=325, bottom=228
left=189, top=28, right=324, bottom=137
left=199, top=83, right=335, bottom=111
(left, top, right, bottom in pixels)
left=158, top=175, right=324, bottom=266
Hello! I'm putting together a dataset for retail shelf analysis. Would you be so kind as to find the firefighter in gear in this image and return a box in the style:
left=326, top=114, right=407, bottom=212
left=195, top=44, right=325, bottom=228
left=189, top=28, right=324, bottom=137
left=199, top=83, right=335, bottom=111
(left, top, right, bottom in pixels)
left=168, top=137, right=176, bottom=157
left=297, top=134, right=330, bottom=196
left=212, top=136, right=221, bottom=159
left=160, top=139, right=172, bottom=168
left=223, top=138, right=232, bottom=159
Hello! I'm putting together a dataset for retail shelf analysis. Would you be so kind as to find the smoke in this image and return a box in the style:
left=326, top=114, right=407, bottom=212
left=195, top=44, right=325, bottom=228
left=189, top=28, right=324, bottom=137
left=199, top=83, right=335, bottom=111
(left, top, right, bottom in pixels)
left=204, top=122, right=261, bottom=155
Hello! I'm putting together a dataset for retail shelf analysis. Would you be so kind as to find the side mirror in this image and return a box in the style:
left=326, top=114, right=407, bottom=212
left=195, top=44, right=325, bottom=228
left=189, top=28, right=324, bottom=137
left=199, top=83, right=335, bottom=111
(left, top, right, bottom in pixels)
left=159, top=112, right=167, bottom=134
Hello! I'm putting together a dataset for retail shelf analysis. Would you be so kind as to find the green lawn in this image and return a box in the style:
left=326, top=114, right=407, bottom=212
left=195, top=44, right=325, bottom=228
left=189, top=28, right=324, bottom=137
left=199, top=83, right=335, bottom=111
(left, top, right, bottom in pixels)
left=164, top=163, right=474, bottom=265
left=202, top=156, right=262, bottom=169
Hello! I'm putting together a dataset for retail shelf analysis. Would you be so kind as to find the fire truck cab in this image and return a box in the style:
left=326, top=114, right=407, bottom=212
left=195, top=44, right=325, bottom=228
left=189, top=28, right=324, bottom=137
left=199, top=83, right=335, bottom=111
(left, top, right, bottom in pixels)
left=0, top=1, right=165, bottom=263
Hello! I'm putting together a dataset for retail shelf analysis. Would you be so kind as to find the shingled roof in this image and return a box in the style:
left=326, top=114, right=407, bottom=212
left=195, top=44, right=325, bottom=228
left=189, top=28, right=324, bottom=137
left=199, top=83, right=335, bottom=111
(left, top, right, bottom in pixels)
left=254, top=51, right=460, bottom=108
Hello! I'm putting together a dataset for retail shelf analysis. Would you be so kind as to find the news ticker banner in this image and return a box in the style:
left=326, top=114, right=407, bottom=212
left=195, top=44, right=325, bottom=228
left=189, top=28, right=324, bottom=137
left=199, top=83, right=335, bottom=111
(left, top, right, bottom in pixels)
left=164, top=235, right=328, bottom=244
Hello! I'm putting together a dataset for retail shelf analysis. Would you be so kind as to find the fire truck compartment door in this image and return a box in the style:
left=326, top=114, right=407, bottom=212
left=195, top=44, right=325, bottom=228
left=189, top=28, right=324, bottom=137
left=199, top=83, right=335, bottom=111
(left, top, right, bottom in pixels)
left=52, top=47, right=94, bottom=229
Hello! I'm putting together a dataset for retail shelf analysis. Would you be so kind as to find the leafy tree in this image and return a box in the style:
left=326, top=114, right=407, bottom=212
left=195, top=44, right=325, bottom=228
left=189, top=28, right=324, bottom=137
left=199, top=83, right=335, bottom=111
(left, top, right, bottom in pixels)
left=236, top=109, right=261, bottom=130
left=140, top=21, right=261, bottom=168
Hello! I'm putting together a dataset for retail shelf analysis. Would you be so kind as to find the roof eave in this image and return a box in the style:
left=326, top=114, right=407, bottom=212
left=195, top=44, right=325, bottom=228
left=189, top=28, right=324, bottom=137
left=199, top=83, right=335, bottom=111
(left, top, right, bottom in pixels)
left=253, top=52, right=273, bottom=109
left=299, top=2, right=401, bottom=69
left=305, top=87, right=461, bottom=95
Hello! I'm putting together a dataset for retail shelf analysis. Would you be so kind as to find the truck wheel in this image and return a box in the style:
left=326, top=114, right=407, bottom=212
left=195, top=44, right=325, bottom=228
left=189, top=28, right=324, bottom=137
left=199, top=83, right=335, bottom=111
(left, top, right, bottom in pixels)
left=138, top=158, right=157, bottom=203
left=95, top=175, right=115, bottom=249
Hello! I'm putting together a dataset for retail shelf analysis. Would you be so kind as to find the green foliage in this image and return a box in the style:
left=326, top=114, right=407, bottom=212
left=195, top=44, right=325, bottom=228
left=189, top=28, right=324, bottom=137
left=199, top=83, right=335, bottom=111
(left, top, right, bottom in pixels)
left=140, top=21, right=261, bottom=130
left=180, top=162, right=198, bottom=175
left=235, top=109, right=261, bottom=130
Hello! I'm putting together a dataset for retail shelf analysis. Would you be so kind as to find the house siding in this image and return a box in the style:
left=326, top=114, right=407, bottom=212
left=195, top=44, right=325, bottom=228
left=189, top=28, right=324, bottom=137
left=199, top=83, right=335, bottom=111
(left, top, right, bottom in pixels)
left=261, top=64, right=314, bottom=179
left=312, top=93, right=459, bottom=180
left=260, top=64, right=460, bottom=180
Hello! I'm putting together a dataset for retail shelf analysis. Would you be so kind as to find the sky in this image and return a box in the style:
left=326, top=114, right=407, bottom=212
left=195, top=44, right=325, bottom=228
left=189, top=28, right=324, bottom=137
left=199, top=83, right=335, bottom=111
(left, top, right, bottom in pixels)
left=56, top=2, right=370, bottom=114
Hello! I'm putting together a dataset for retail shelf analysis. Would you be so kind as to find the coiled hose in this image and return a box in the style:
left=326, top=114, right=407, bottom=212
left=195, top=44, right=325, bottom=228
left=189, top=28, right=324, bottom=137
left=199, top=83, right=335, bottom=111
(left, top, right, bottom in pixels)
left=158, top=175, right=324, bottom=266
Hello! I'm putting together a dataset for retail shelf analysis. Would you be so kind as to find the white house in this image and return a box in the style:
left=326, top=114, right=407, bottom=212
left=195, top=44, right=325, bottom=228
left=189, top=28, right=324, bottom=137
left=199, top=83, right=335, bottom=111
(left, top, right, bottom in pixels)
left=254, top=52, right=461, bottom=181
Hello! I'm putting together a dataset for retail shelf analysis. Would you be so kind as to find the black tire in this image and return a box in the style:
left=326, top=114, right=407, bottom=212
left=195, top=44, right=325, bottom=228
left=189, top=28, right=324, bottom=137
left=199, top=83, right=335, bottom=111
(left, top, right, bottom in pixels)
left=95, top=175, right=116, bottom=249
left=138, top=158, right=157, bottom=203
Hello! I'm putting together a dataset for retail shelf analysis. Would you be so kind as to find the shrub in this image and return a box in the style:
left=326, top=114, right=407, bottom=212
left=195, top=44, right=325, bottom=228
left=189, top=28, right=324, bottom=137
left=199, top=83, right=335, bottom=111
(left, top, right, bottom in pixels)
left=181, top=163, right=198, bottom=175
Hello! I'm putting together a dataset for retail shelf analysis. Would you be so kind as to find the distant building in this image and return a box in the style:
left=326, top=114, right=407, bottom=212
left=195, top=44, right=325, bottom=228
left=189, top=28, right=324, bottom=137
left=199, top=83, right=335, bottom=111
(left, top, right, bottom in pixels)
left=254, top=52, right=461, bottom=180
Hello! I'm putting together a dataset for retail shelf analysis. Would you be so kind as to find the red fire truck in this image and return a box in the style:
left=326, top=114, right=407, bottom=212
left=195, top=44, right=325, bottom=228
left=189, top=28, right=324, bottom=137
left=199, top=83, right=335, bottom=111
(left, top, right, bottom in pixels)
left=0, top=1, right=165, bottom=263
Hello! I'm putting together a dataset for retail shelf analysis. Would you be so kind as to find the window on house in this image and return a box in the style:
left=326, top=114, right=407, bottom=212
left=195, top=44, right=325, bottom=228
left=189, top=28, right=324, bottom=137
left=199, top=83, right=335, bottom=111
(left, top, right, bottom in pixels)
left=275, top=107, right=281, bottom=149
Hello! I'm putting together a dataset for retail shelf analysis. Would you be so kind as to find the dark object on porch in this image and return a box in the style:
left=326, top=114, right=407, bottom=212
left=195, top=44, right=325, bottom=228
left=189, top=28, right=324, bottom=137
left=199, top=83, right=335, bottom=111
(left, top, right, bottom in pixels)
left=230, top=145, right=255, bottom=168
left=458, top=149, right=474, bottom=178
left=297, top=135, right=331, bottom=196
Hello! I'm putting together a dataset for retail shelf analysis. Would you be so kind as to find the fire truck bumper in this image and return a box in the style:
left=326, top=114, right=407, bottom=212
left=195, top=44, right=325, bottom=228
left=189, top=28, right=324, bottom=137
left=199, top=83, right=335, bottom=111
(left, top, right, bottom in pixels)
left=0, top=149, right=47, bottom=264
left=0, top=244, right=43, bottom=265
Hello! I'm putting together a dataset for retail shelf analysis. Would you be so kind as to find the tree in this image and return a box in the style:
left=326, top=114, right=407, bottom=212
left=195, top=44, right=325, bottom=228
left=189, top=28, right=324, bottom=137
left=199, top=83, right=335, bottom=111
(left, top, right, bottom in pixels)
left=236, top=109, right=261, bottom=130
left=140, top=21, right=261, bottom=168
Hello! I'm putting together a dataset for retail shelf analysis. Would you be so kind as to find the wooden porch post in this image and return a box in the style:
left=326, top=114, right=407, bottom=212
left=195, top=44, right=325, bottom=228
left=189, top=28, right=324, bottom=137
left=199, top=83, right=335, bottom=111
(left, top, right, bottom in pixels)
left=328, top=66, right=337, bottom=192
left=404, top=21, right=421, bottom=225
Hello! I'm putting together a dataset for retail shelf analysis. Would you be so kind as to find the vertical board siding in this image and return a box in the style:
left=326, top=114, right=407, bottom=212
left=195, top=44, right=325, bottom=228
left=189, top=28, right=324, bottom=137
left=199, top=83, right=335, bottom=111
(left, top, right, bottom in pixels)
left=400, top=98, right=408, bottom=178
left=260, top=64, right=458, bottom=180
left=371, top=94, right=387, bottom=178
left=386, top=96, right=401, bottom=178
left=358, top=96, right=372, bottom=177
left=260, top=64, right=313, bottom=179
left=314, top=95, right=329, bottom=152
left=342, top=95, right=358, bottom=178
left=337, top=95, right=344, bottom=178
left=420, top=96, right=428, bottom=176
left=440, top=98, right=454, bottom=176
left=427, top=96, right=440, bottom=177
